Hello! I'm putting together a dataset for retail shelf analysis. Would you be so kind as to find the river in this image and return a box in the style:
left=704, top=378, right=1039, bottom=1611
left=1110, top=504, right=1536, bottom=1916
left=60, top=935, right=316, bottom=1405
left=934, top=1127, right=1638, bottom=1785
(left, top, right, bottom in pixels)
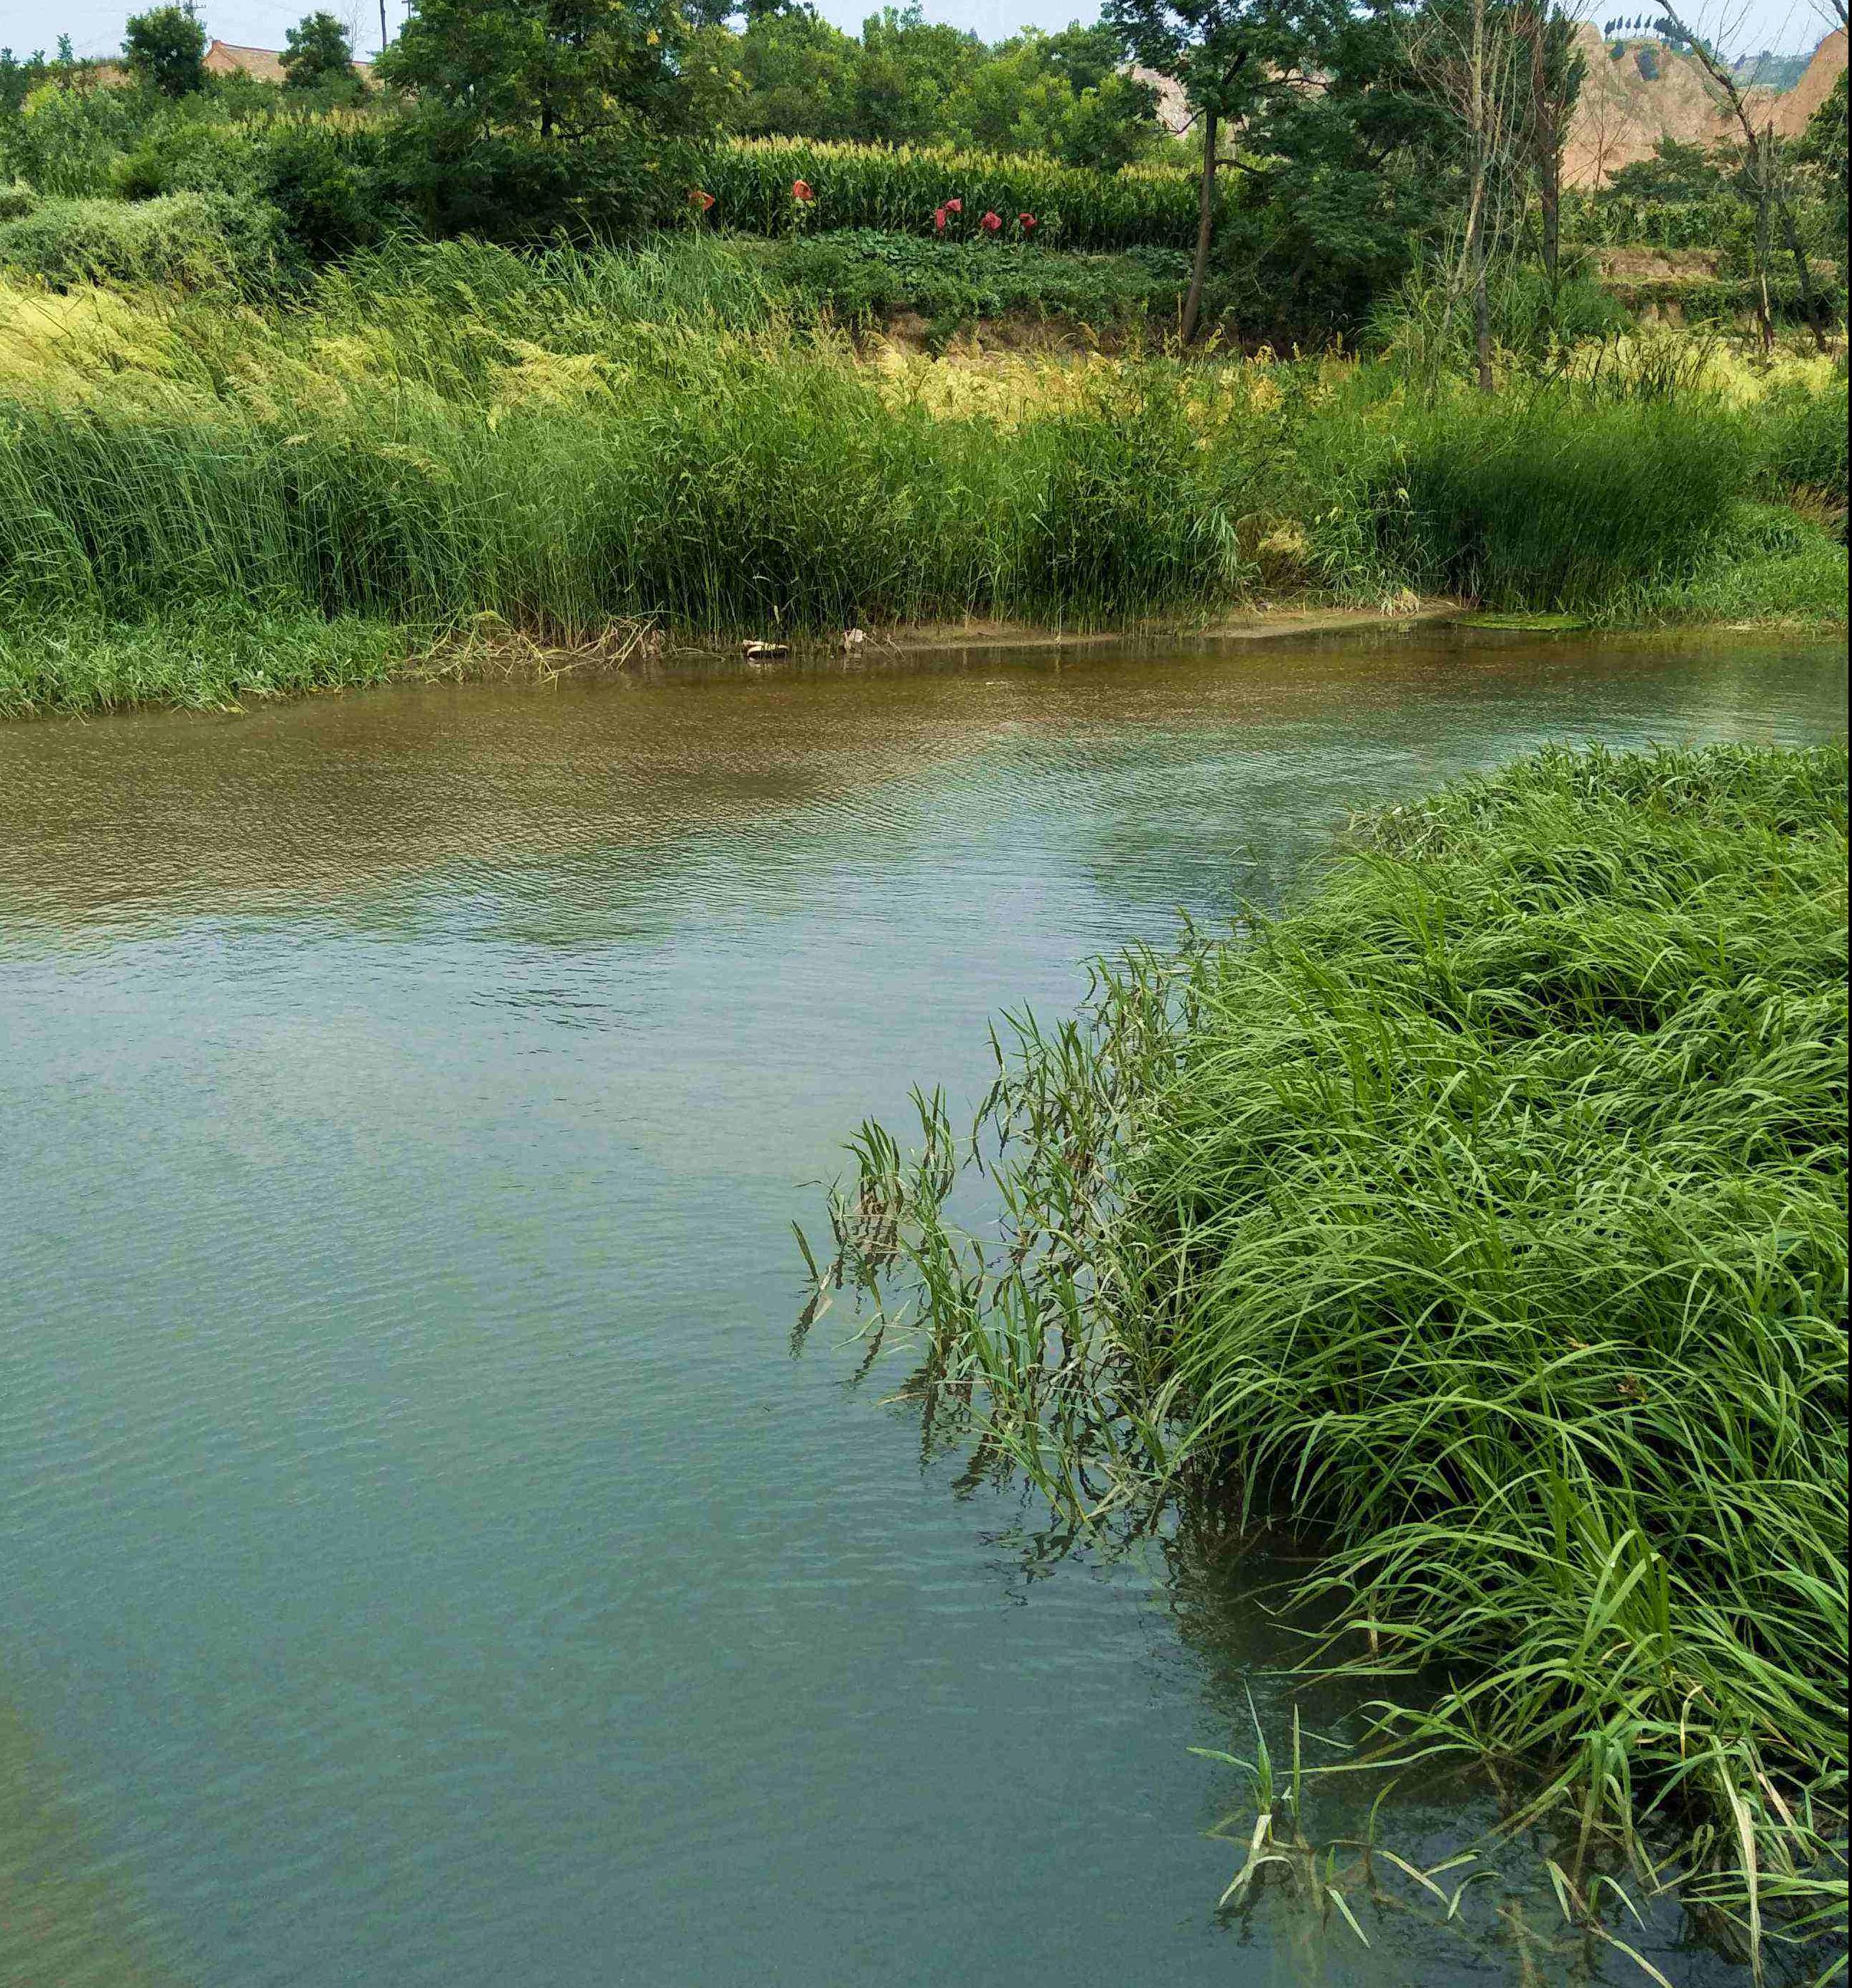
left=1, top=626, right=1844, bottom=1987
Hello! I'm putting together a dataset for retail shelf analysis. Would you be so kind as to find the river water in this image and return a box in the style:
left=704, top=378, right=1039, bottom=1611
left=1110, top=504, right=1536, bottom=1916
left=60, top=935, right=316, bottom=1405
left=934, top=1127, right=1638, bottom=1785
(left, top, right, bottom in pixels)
left=1, top=627, right=1844, bottom=1988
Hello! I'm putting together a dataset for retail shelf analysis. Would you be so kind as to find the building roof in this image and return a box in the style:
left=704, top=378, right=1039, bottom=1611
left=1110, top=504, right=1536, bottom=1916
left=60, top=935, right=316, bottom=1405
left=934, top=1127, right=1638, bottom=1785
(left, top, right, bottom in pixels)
left=203, top=39, right=376, bottom=84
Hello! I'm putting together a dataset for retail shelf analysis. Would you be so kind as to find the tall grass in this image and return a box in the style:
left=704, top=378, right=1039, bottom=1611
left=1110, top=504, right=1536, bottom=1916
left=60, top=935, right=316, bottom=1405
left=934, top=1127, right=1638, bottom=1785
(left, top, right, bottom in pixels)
left=0, top=341, right=1248, bottom=638
left=805, top=742, right=1849, bottom=1972
left=1369, top=394, right=1756, bottom=608
left=0, top=238, right=1842, bottom=711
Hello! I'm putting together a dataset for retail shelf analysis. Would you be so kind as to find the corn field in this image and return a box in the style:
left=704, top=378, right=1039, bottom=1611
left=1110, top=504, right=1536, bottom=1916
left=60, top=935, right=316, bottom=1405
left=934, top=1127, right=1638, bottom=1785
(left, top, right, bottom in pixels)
left=697, top=137, right=1216, bottom=253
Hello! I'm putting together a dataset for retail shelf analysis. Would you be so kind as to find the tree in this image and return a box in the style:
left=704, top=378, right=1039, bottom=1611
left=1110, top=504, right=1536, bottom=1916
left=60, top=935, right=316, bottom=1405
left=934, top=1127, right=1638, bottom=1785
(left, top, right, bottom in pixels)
left=1795, top=67, right=1847, bottom=231
left=1514, top=1, right=1583, bottom=297
left=282, top=11, right=360, bottom=92
left=943, top=29, right=1158, bottom=167
left=123, top=4, right=208, bottom=97
left=1656, top=1, right=1829, bottom=351
left=1403, top=0, right=1527, bottom=388
left=378, top=0, right=703, bottom=144
left=852, top=6, right=984, bottom=146
left=1603, top=132, right=1728, bottom=200
left=1219, top=11, right=1454, bottom=345
left=730, top=6, right=862, bottom=138
left=1106, top=0, right=1336, bottom=342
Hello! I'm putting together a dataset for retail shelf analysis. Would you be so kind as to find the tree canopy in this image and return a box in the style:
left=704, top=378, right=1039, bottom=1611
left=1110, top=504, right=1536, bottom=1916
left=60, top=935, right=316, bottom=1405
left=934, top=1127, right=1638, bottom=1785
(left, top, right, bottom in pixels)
left=123, top=4, right=208, bottom=96
left=282, top=11, right=360, bottom=93
left=376, top=0, right=704, bottom=143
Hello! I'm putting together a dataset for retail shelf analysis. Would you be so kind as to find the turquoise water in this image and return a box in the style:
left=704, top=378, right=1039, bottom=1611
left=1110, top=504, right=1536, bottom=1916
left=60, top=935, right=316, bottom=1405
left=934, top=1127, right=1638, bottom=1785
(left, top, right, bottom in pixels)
left=1, top=627, right=1843, bottom=1987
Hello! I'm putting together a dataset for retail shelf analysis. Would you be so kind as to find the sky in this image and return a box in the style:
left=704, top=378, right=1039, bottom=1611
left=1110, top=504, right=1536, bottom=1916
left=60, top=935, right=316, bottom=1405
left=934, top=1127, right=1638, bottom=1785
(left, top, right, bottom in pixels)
left=1, top=0, right=1836, bottom=72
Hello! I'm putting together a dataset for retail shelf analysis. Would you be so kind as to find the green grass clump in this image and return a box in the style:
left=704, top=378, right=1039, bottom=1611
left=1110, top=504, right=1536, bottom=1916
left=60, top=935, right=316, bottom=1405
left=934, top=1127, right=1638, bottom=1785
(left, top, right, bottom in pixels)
left=809, top=742, right=1849, bottom=1969
left=1368, top=394, right=1756, bottom=609
left=0, top=605, right=417, bottom=717
left=1607, top=504, right=1849, bottom=625
left=1754, top=374, right=1850, bottom=523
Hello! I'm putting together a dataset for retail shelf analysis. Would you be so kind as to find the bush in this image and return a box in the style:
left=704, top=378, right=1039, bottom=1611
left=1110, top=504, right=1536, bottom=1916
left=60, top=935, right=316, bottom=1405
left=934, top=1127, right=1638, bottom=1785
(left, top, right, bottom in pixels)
left=110, top=111, right=259, bottom=200
left=256, top=121, right=394, bottom=261
left=0, top=189, right=292, bottom=290
left=0, top=82, right=144, bottom=197
left=374, top=118, right=696, bottom=246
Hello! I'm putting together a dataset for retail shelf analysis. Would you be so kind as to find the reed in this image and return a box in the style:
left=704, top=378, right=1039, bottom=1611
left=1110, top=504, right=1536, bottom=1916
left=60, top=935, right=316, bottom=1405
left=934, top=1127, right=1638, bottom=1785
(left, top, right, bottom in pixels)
left=0, top=240, right=1841, bottom=713
left=1367, top=393, right=1756, bottom=608
left=805, top=742, right=1850, bottom=1972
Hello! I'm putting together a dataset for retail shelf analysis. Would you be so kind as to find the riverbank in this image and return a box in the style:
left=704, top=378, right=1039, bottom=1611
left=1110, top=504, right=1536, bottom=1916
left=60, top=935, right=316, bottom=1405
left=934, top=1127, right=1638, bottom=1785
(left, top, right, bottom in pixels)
left=809, top=739, right=1850, bottom=1975
left=0, top=238, right=1843, bottom=717
left=4, top=583, right=1844, bottom=720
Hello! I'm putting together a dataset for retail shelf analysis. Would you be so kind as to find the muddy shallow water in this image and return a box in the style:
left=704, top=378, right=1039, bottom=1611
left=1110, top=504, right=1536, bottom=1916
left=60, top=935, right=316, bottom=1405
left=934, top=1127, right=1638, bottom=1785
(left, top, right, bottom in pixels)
left=2, top=627, right=1844, bottom=1987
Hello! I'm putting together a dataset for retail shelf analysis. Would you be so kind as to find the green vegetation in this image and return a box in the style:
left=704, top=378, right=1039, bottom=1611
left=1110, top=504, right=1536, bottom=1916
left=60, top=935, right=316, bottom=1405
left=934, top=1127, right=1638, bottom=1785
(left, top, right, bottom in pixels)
left=746, top=229, right=1196, bottom=335
left=0, top=233, right=1841, bottom=715
left=121, top=5, right=207, bottom=99
left=804, top=740, right=1850, bottom=1971
left=0, top=186, right=287, bottom=288
left=0, top=0, right=1841, bottom=717
left=697, top=139, right=1203, bottom=251
left=0, top=0, right=1843, bottom=341
left=0, top=603, right=416, bottom=714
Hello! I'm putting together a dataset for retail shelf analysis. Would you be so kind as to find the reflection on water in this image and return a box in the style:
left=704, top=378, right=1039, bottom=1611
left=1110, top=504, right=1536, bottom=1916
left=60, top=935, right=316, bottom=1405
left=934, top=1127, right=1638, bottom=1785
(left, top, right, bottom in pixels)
left=1, top=627, right=1843, bottom=1988
left=0, top=1692, right=187, bottom=1988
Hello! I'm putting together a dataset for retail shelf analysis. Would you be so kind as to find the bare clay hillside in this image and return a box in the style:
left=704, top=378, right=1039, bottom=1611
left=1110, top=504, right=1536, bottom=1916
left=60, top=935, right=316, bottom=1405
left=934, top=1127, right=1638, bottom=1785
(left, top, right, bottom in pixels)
left=1568, top=23, right=1846, bottom=184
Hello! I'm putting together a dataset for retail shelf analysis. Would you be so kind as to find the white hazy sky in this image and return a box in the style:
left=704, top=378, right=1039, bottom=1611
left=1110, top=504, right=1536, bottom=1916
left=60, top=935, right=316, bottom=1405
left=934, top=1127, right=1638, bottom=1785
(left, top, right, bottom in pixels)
left=1, top=0, right=1835, bottom=71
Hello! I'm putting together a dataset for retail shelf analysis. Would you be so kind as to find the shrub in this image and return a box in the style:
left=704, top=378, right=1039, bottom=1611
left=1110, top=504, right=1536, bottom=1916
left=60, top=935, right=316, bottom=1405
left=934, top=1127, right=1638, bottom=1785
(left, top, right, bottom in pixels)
left=110, top=111, right=261, bottom=200
left=0, top=82, right=144, bottom=197
left=376, top=118, right=695, bottom=245
left=0, top=189, right=292, bottom=291
left=1756, top=375, right=1850, bottom=513
left=256, top=121, right=393, bottom=261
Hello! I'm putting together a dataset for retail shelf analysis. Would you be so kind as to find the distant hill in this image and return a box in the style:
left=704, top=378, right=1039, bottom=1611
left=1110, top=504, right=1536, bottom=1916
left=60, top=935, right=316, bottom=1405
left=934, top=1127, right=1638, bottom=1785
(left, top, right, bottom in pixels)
left=1731, top=50, right=1813, bottom=92
left=1566, top=24, right=1846, bottom=184
left=1772, top=27, right=1848, bottom=139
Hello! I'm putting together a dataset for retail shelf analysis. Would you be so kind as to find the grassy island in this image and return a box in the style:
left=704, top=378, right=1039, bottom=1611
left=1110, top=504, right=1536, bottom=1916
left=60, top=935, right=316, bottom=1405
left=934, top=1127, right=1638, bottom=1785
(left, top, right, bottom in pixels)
left=805, top=740, right=1850, bottom=1973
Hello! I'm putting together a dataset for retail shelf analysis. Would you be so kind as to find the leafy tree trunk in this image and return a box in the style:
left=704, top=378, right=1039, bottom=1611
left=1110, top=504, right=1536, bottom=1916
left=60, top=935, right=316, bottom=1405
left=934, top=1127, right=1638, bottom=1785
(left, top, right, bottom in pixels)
left=1182, top=105, right=1219, bottom=345
left=1469, top=170, right=1493, bottom=388
left=1539, top=131, right=1560, bottom=291
left=1469, top=0, right=1493, bottom=391
left=1749, top=129, right=1777, bottom=353
left=1767, top=132, right=1830, bottom=353
left=1657, top=5, right=1783, bottom=352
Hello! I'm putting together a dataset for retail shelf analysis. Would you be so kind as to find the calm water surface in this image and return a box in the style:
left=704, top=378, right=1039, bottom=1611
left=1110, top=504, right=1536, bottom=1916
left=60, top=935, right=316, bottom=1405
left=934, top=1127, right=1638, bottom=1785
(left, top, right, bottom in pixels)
left=2, top=628, right=1845, bottom=1988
